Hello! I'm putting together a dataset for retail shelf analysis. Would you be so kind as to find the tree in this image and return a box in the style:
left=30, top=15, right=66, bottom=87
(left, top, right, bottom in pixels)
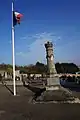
left=55, top=63, right=79, bottom=74
left=0, top=62, right=79, bottom=74
left=36, top=62, right=45, bottom=67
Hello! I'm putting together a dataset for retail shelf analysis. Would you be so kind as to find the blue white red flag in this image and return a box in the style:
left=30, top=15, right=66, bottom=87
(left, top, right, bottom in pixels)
left=13, top=11, right=23, bottom=26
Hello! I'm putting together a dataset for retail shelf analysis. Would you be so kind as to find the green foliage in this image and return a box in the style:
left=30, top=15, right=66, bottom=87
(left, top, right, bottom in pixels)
left=7, top=67, right=12, bottom=73
left=0, top=62, right=79, bottom=74
left=55, top=63, right=79, bottom=74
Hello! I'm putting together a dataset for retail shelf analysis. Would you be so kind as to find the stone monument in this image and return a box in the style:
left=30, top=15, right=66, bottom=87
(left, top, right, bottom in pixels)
left=45, top=41, right=60, bottom=88
left=34, top=41, right=76, bottom=102
left=24, top=41, right=80, bottom=103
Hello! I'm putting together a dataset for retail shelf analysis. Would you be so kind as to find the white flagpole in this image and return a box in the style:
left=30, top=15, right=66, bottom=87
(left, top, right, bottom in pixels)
left=12, top=1, right=16, bottom=96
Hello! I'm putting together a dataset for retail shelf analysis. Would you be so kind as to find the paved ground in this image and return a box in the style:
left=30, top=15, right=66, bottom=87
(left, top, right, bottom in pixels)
left=0, top=84, right=80, bottom=120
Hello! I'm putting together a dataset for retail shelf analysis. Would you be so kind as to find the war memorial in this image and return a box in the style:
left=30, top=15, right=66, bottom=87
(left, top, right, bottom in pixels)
left=22, top=41, right=80, bottom=103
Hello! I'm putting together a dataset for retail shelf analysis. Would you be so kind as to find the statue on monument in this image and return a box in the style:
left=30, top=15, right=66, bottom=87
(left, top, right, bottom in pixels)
left=45, top=41, right=57, bottom=75
left=45, top=41, right=60, bottom=87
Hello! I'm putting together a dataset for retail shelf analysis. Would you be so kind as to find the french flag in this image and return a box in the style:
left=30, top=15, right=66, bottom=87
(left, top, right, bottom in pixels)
left=13, top=11, right=23, bottom=26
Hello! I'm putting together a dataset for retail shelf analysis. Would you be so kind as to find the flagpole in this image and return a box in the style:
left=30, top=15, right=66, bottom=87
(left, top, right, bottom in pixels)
left=12, top=1, right=16, bottom=96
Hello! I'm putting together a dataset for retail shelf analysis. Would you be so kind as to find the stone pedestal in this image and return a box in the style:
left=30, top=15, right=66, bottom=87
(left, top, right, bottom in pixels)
left=47, top=76, right=60, bottom=86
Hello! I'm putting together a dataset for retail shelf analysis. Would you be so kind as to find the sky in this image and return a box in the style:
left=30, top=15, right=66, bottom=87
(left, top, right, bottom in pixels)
left=0, top=0, right=80, bottom=65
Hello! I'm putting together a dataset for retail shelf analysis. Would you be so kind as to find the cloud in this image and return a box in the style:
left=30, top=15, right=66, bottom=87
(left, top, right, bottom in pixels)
left=20, top=32, right=60, bottom=42
left=16, top=52, right=26, bottom=57
left=16, top=32, right=61, bottom=65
